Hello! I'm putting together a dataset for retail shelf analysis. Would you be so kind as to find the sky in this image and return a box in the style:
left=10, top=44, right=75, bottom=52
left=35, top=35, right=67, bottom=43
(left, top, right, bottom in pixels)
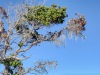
left=0, top=0, right=100, bottom=75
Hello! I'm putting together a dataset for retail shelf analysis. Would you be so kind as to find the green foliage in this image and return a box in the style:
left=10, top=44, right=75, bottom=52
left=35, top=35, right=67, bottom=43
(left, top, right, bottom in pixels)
left=18, top=42, right=23, bottom=47
left=1, top=58, right=22, bottom=75
left=2, top=58, right=21, bottom=67
left=26, top=4, right=67, bottom=26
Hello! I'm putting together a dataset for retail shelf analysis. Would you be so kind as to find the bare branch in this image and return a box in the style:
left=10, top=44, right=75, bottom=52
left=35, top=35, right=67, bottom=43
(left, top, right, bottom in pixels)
left=24, top=60, right=57, bottom=74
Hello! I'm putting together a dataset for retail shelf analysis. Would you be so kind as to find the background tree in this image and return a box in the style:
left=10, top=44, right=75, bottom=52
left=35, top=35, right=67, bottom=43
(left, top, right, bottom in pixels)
left=0, top=0, right=86, bottom=75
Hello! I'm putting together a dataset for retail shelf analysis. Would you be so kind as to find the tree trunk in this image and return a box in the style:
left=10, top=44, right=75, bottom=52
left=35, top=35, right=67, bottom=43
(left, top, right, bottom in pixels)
left=3, top=65, right=25, bottom=75
left=3, top=65, right=11, bottom=75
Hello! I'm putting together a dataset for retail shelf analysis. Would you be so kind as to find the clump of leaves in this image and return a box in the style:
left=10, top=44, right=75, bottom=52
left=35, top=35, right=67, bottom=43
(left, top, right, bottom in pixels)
left=2, top=58, right=21, bottom=67
left=1, top=58, right=22, bottom=75
left=26, top=4, right=67, bottom=26
left=18, top=42, right=23, bottom=47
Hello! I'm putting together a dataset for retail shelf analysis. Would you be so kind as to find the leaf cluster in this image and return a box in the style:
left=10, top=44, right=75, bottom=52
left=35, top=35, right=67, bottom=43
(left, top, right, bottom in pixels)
left=2, top=58, right=21, bottom=67
left=18, top=42, right=24, bottom=47
left=26, top=4, right=67, bottom=25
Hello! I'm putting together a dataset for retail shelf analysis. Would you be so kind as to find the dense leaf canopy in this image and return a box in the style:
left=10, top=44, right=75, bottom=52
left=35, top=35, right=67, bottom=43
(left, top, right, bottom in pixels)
left=26, top=4, right=67, bottom=25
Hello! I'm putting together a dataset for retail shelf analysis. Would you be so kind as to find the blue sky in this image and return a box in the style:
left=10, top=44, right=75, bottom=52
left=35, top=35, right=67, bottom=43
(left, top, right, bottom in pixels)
left=0, top=0, right=100, bottom=75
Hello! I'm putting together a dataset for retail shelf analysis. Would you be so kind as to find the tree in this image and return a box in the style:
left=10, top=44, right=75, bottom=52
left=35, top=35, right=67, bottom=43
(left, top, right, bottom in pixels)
left=0, top=0, right=86, bottom=75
